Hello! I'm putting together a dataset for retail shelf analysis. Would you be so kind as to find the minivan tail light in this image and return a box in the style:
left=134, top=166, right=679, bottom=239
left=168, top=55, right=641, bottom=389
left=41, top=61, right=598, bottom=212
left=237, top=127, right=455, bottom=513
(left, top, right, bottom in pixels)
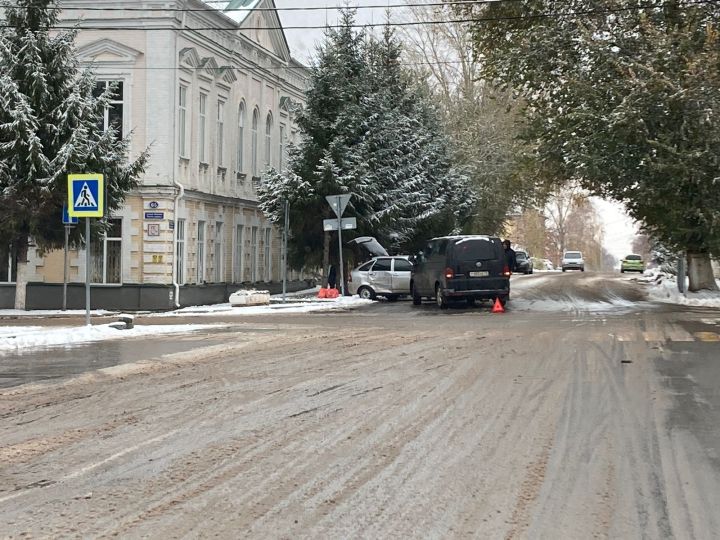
left=444, top=267, right=454, bottom=279
left=503, top=265, right=512, bottom=277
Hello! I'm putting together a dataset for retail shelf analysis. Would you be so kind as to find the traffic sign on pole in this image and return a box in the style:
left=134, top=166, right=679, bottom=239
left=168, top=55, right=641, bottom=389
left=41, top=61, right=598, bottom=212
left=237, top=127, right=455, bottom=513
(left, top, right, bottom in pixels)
left=62, top=204, right=78, bottom=225
left=324, top=194, right=353, bottom=296
left=323, top=217, right=357, bottom=231
left=325, top=194, right=352, bottom=219
left=67, top=174, right=104, bottom=217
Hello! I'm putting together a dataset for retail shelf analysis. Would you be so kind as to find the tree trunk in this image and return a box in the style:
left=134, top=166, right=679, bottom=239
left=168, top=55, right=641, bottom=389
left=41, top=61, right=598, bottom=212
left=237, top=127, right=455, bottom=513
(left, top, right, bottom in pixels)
left=13, top=240, right=29, bottom=311
left=687, top=251, right=719, bottom=292
left=322, top=231, right=330, bottom=288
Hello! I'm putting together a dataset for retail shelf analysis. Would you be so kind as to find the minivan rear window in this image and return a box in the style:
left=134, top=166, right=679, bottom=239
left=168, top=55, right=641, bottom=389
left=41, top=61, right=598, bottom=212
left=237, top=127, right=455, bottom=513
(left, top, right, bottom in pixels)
left=565, top=252, right=582, bottom=259
left=452, top=239, right=499, bottom=261
left=625, top=254, right=641, bottom=260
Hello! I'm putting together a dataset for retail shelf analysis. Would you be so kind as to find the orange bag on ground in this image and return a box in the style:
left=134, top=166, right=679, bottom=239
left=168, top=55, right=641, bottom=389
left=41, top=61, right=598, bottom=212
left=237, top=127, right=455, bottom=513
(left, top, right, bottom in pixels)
left=326, top=288, right=339, bottom=299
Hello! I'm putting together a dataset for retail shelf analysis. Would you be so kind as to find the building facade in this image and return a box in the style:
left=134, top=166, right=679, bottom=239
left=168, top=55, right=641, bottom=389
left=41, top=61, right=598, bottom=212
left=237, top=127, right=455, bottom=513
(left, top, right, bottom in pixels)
left=0, top=0, right=310, bottom=310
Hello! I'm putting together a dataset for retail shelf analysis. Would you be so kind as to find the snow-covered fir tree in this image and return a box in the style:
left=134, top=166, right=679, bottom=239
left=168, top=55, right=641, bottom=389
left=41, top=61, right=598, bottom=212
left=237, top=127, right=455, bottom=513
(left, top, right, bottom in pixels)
left=0, top=0, right=148, bottom=308
left=258, top=10, right=475, bottom=271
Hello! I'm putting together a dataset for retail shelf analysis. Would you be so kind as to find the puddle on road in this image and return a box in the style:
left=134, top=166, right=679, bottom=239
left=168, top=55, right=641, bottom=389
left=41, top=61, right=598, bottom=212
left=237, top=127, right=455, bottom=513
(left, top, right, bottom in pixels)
left=0, top=331, right=231, bottom=389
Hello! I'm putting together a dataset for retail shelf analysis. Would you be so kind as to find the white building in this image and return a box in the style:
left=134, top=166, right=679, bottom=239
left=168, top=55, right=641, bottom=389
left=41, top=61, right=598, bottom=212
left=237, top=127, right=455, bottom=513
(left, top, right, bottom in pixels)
left=1, top=0, right=310, bottom=310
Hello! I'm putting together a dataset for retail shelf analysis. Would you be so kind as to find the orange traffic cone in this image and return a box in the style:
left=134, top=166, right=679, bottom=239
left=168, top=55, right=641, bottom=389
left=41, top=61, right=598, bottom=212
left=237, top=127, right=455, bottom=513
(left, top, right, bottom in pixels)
left=491, top=298, right=505, bottom=313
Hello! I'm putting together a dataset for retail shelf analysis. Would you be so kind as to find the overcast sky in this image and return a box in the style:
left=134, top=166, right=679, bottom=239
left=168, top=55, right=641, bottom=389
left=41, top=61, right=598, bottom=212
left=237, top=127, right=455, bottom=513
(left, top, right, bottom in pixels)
left=275, top=0, right=396, bottom=62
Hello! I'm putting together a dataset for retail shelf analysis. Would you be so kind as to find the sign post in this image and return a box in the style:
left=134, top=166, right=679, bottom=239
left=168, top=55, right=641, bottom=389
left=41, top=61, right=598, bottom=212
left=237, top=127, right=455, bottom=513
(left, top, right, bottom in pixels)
left=282, top=199, right=289, bottom=303
left=61, top=205, right=78, bottom=311
left=325, top=194, right=353, bottom=296
left=67, top=174, right=104, bottom=325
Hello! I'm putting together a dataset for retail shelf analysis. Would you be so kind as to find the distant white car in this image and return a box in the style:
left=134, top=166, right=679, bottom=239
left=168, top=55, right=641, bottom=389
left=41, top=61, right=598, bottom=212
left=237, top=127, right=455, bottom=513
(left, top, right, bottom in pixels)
left=562, top=251, right=585, bottom=272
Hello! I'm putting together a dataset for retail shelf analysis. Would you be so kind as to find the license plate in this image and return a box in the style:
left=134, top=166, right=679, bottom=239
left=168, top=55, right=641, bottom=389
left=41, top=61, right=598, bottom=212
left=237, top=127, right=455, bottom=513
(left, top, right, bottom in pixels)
left=469, top=271, right=489, bottom=277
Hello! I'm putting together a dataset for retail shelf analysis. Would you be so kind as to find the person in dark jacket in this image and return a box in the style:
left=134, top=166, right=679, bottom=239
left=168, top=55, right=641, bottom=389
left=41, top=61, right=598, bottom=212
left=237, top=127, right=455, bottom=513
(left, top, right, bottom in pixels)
left=327, top=265, right=337, bottom=289
left=503, top=240, right=517, bottom=272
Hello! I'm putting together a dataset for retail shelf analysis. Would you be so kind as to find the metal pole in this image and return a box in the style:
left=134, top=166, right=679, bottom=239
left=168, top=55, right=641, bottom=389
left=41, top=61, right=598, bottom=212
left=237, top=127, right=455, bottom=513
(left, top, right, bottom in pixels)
left=63, top=225, right=69, bottom=311
left=337, top=206, right=345, bottom=296
left=85, top=218, right=91, bottom=326
left=282, top=199, right=288, bottom=302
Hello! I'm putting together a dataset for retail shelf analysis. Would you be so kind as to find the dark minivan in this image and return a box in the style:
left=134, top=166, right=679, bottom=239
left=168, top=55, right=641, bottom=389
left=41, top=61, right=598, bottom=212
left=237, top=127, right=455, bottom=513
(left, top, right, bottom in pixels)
left=411, top=235, right=511, bottom=309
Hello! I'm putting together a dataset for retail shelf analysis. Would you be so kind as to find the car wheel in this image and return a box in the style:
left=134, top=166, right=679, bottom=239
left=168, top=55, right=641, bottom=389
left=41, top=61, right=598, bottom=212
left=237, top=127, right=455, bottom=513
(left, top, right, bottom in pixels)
left=621, top=269, right=625, bottom=273
left=411, top=283, right=422, bottom=306
left=358, top=286, right=376, bottom=300
left=435, top=284, right=448, bottom=310
left=562, top=268, right=566, bottom=272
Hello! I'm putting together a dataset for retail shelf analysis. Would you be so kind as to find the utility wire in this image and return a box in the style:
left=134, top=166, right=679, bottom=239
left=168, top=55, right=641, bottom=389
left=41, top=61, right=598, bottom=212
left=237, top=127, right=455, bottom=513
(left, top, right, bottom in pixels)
left=1, top=0, right=714, bottom=31
left=14, top=0, right=526, bottom=14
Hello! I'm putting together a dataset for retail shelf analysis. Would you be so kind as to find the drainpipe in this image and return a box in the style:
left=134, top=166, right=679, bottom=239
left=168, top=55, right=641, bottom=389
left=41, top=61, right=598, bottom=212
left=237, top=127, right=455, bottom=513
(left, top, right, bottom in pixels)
left=170, top=10, right=187, bottom=309
left=172, top=180, right=185, bottom=308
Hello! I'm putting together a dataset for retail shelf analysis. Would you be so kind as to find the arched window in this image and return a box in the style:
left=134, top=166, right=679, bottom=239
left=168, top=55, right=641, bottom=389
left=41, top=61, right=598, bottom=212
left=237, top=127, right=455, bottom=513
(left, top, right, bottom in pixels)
left=237, top=102, right=245, bottom=172
left=251, top=108, right=259, bottom=177
left=265, top=112, right=273, bottom=170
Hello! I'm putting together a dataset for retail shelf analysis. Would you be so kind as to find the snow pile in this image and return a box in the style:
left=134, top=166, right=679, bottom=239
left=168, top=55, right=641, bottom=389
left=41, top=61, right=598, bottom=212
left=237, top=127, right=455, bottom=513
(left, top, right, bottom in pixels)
left=0, top=324, right=224, bottom=354
left=157, top=295, right=373, bottom=317
left=640, top=269, right=720, bottom=308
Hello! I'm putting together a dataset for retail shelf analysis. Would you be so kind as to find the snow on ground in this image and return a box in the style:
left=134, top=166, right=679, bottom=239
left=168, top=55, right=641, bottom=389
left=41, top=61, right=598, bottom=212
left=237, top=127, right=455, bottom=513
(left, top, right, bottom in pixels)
left=639, top=269, right=720, bottom=308
left=0, top=323, right=224, bottom=354
left=152, top=293, right=373, bottom=317
left=0, top=309, right=116, bottom=318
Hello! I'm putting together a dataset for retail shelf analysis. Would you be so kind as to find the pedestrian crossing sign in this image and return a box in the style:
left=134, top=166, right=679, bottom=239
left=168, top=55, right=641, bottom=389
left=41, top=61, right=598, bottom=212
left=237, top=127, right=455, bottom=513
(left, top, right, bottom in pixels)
left=67, top=174, right=104, bottom=217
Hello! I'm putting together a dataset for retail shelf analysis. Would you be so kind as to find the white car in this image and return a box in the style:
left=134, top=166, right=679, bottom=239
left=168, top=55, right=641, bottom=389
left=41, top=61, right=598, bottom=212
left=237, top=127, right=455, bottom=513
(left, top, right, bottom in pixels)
left=561, top=251, right=585, bottom=272
left=348, top=256, right=413, bottom=300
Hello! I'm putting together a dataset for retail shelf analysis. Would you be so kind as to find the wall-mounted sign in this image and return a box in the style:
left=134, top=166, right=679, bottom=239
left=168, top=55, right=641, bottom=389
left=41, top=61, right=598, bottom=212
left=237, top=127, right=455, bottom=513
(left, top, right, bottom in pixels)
left=152, top=254, right=164, bottom=264
left=147, top=223, right=160, bottom=237
left=148, top=201, right=160, bottom=209
left=144, top=212, right=164, bottom=220
left=169, top=220, right=175, bottom=230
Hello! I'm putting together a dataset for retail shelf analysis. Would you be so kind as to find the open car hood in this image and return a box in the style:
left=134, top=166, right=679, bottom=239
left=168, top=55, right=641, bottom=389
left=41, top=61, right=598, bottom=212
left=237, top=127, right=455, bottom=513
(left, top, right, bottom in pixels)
left=347, top=236, right=389, bottom=257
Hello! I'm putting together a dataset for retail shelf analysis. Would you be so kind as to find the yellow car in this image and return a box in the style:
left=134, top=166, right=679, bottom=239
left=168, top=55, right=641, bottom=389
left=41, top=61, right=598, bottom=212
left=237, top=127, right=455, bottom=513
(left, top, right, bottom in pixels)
left=620, top=254, right=645, bottom=273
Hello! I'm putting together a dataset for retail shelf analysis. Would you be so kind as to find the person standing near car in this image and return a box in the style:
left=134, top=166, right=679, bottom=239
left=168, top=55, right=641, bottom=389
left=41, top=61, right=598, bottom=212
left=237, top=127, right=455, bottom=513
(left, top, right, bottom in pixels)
left=327, top=264, right=337, bottom=289
left=503, top=240, right=517, bottom=272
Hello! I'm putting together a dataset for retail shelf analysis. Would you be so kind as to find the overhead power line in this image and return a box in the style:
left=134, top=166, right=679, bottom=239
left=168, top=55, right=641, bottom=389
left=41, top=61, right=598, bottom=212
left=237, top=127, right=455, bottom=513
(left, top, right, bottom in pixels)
left=15, top=0, right=526, bottom=14
left=1, top=0, right=714, bottom=31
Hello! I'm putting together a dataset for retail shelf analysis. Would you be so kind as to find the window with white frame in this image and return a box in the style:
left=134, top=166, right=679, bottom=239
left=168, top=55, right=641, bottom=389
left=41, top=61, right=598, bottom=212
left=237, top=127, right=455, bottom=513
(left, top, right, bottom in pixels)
left=265, top=112, right=273, bottom=170
left=214, top=221, right=224, bottom=282
left=251, top=109, right=259, bottom=177
left=233, top=225, right=243, bottom=283
left=91, top=218, right=122, bottom=284
left=217, top=100, right=225, bottom=167
left=178, top=85, right=188, bottom=158
left=264, top=227, right=272, bottom=281
left=250, top=226, right=258, bottom=282
left=93, top=81, right=124, bottom=138
left=199, top=93, right=208, bottom=163
left=197, top=220, right=206, bottom=283
left=0, top=244, right=17, bottom=283
left=279, top=124, right=286, bottom=172
left=176, top=218, right=186, bottom=285
left=237, top=102, right=245, bottom=174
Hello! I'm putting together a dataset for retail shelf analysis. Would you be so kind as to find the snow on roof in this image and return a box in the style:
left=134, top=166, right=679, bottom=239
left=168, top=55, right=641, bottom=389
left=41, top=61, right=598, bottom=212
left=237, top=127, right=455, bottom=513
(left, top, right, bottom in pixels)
left=202, top=0, right=261, bottom=25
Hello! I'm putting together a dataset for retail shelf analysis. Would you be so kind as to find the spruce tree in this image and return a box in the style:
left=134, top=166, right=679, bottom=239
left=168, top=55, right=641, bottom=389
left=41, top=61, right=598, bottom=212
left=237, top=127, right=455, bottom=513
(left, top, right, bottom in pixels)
left=0, top=0, right=148, bottom=308
left=259, top=11, right=475, bottom=272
